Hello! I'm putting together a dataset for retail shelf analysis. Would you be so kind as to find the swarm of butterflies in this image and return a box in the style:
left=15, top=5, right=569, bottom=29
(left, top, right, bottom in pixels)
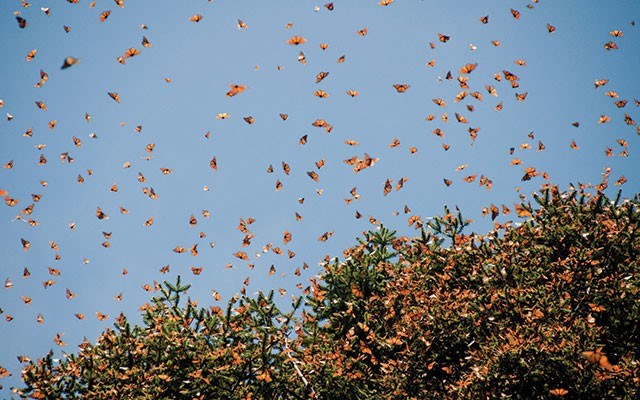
left=0, top=0, right=638, bottom=394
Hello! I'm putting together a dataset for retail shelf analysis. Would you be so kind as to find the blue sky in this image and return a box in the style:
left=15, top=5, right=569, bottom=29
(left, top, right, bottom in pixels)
left=1, top=0, right=639, bottom=394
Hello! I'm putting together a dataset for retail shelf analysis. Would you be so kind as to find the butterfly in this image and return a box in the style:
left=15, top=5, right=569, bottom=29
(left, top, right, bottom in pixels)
left=307, top=171, right=319, bottom=182
left=432, top=98, right=446, bottom=107
left=243, top=116, right=254, bottom=124
left=480, top=15, right=489, bottom=24
left=298, top=51, right=306, bottom=64
left=237, top=19, right=247, bottom=29
left=609, top=29, right=624, bottom=37
left=280, top=113, right=288, bottom=121
left=100, top=10, right=111, bottom=21
left=314, top=90, right=329, bottom=98
left=283, top=230, right=292, bottom=244
left=346, top=90, right=359, bottom=97
left=393, top=84, right=410, bottom=93
left=547, top=23, right=556, bottom=33
left=515, top=92, right=528, bottom=101
left=357, top=27, right=368, bottom=36
left=549, top=388, right=568, bottom=397
left=189, top=14, right=203, bottom=23
left=315, top=71, right=329, bottom=83
left=142, top=36, right=152, bottom=47
left=319, top=43, right=328, bottom=50
left=16, top=16, right=27, bottom=28
left=324, top=3, right=334, bottom=10
left=108, top=92, right=120, bottom=103
left=96, top=207, right=108, bottom=220
left=226, top=84, right=247, bottom=97
left=287, top=35, right=307, bottom=45
left=510, top=8, right=520, bottom=19
left=124, top=48, right=141, bottom=59
left=379, top=0, right=394, bottom=5
left=438, top=33, right=450, bottom=43
left=26, top=49, right=36, bottom=62
left=459, top=63, right=478, bottom=74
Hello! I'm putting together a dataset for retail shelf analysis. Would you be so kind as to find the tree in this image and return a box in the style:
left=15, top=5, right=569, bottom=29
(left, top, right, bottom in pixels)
left=18, top=185, right=640, bottom=399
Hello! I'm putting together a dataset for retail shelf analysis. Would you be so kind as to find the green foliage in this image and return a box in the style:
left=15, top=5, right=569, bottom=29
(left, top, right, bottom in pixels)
left=18, top=186, right=640, bottom=399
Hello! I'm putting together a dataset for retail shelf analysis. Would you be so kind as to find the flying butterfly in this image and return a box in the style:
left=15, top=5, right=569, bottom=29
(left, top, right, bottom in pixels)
left=393, top=84, right=410, bottom=93
left=108, top=92, right=120, bottom=103
left=189, top=14, right=203, bottom=23
left=287, top=35, right=307, bottom=45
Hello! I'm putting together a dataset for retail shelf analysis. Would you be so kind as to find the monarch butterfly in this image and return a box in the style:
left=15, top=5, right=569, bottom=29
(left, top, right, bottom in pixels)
left=100, top=10, right=111, bottom=21
left=189, top=14, right=203, bottom=23
left=459, top=63, right=477, bottom=74
left=549, top=388, right=568, bottom=397
left=298, top=51, right=306, bottom=64
left=96, top=312, right=108, bottom=321
left=315, top=159, right=325, bottom=169
left=547, top=23, right=556, bottom=33
left=108, top=92, right=120, bottom=103
left=609, top=29, right=623, bottom=37
left=226, top=84, right=247, bottom=97
left=63, top=25, right=71, bottom=33
left=275, top=180, right=283, bottom=191
left=287, top=35, right=307, bottom=45
left=243, top=116, right=254, bottom=124
left=615, top=100, right=627, bottom=108
left=432, top=98, right=446, bottom=107
left=337, top=54, right=346, bottom=63
left=442, top=143, right=451, bottom=151
left=455, top=91, right=468, bottom=103
left=379, top=0, right=394, bottom=5
left=455, top=113, right=468, bottom=123
left=96, top=207, right=108, bottom=220
left=515, top=92, right=528, bottom=101
left=510, top=8, right=520, bottom=19
left=279, top=113, right=288, bottom=121
left=480, top=15, right=489, bottom=24
left=314, top=90, right=328, bottom=98
left=319, top=43, right=329, bottom=50
left=114, top=0, right=124, bottom=8
left=307, top=171, right=319, bottom=182
left=315, top=71, right=329, bottom=83
left=438, top=33, right=450, bottom=43
left=429, top=42, right=436, bottom=49
left=295, top=212, right=303, bottom=221
left=281, top=161, right=291, bottom=175
left=142, top=36, right=151, bottom=47
left=464, top=174, right=477, bottom=183
left=299, top=134, right=308, bottom=145
left=26, top=49, right=36, bottom=62
left=491, top=40, right=501, bottom=46
left=604, top=41, right=618, bottom=50
left=324, top=2, right=334, bottom=10
left=191, top=266, right=203, bottom=275
left=346, top=90, right=359, bottom=97
left=209, top=156, right=217, bottom=170
left=357, top=27, right=368, bottom=36
left=443, top=178, right=452, bottom=186
left=495, top=101, right=503, bottom=111
left=16, top=16, right=27, bottom=28
left=144, top=217, right=154, bottom=226
left=124, top=48, right=141, bottom=58
left=594, top=79, right=608, bottom=88
left=597, top=115, right=610, bottom=124
left=216, top=112, right=229, bottom=119
left=393, top=84, right=410, bottom=93
left=426, top=59, right=435, bottom=67
left=514, top=59, right=526, bottom=66
left=234, top=251, right=249, bottom=260
left=35, top=101, right=47, bottom=110
left=283, top=230, right=292, bottom=244
left=237, top=19, right=247, bottom=29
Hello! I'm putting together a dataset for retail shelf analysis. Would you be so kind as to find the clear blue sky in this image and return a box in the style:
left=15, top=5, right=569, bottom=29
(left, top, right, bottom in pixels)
left=1, top=0, right=638, bottom=394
